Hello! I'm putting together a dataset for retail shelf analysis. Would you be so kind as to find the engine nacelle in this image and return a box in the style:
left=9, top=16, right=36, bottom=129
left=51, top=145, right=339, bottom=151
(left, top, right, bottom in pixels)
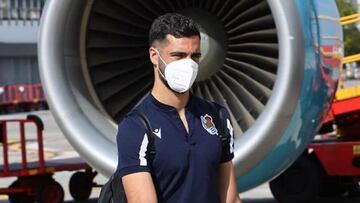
left=38, top=0, right=342, bottom=191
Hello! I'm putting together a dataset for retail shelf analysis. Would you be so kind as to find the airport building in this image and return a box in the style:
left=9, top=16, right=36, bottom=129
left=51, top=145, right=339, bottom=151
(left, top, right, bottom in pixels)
left=0, top=0, right=44, bottom=85
left=0, top=0, right=46, bottom=112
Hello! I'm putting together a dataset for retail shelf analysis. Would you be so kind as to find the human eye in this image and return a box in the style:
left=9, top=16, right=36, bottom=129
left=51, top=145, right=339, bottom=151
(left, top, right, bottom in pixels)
left=170, top=52, right=186, bottom=60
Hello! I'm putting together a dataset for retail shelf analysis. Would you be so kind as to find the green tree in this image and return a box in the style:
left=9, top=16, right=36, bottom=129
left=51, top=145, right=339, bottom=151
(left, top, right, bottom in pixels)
left=336, top=0, right=360, bottom=57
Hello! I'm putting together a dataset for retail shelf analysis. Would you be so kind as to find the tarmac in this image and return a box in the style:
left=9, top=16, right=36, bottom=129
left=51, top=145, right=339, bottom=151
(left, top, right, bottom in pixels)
left=0, top=110, right=360, bottom=203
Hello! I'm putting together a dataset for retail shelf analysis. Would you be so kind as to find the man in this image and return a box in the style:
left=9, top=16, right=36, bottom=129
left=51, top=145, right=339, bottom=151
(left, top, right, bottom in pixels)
left=117, top=13, right=241, bottom=203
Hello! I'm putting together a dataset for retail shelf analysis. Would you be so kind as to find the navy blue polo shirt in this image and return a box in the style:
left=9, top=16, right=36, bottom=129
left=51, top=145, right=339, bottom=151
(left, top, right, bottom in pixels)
left=116, top=93, right=234, bottom=203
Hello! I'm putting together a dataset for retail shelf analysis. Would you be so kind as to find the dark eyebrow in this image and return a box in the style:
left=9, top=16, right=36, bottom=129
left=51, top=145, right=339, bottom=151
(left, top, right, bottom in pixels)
left=169, top=51, right=202, bottom=57
left=169, top=51, right=187, bottom=56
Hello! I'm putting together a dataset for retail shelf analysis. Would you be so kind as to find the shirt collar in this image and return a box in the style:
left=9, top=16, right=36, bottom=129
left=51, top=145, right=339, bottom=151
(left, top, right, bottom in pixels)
left=148, top=92, right=193, bottom=112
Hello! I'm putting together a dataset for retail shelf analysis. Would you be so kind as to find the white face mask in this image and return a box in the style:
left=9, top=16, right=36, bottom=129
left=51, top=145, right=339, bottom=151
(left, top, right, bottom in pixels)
left=156, top=50, right=199, bottom=93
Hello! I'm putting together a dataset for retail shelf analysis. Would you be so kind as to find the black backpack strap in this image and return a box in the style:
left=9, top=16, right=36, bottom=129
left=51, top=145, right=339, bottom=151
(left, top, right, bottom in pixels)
left=98, top=172, right=114, bottom=203
left=126, top=109, right=156, bottom=162
left=111, top=170, right=127, bottom=203
left=208, top=102, right=228, bottom=148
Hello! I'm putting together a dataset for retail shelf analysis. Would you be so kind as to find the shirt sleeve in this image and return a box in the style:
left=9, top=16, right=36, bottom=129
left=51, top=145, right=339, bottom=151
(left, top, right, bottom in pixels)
left=116, top=116, right=151, bottom=178
left=219, top=107, right=235, bottom=163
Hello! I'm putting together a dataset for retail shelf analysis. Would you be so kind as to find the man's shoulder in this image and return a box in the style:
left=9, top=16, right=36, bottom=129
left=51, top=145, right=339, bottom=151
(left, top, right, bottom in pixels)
left=117, top=110, right=149, bottom=137
left=132, top=95, right=151, bottom=111
left=192, top=95, right=226, bottom=112
left=118, top=115, right=144, bottom=132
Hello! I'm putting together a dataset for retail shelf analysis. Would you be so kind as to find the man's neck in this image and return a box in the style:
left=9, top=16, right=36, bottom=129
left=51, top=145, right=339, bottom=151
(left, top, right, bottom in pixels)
left=151, top=80, right=190, bottom=110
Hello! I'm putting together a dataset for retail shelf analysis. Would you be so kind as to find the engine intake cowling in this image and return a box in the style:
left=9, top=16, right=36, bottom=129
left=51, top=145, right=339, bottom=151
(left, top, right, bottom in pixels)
left=38, top=0, right=342, bottom=191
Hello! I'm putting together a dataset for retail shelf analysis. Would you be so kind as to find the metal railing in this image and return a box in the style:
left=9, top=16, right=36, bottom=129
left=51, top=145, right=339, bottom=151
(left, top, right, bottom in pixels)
left=340, top=13, right=360, bottom=26
left=0, top=0, right=45, bottom=23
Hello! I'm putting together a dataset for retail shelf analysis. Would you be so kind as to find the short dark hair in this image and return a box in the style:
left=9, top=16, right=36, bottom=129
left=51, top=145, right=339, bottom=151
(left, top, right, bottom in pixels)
left=149, top=13, right=200, bottom=46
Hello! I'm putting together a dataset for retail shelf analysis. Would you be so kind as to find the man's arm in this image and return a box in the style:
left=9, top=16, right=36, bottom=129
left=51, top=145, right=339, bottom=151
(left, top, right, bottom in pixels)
left=218, top=161, right=242, bottom=203
left=122, top=172, right=157, bottom=203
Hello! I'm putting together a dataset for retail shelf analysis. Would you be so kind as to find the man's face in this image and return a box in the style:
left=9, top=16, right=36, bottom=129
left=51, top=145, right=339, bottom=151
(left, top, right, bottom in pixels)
left=150, top=34, right=201, bottom=70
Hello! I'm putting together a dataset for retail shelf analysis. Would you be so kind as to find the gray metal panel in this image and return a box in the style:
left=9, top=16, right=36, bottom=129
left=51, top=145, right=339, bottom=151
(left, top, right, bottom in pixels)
left=0, top=56, right=40, bottom=85
left=0, top=43, right=37, bottom=56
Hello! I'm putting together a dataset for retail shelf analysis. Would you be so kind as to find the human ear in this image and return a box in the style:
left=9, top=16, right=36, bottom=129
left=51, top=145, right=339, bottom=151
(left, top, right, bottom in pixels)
left=149, top=47, right=159, bottom=67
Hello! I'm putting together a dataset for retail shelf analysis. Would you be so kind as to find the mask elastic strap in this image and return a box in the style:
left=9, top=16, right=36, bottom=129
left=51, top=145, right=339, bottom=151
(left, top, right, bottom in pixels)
left=155, top=49, right=168, bottom=80
left=157, top=66, right=167, bottom=80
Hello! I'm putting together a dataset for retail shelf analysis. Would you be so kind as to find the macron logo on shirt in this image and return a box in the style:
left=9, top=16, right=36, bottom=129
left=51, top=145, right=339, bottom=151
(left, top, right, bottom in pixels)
left=153, top=128, right=162, bottom=139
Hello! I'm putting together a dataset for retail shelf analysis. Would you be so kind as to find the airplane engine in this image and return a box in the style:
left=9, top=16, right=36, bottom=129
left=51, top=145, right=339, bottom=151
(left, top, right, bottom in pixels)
left=38, top=0, right=342, bottom=190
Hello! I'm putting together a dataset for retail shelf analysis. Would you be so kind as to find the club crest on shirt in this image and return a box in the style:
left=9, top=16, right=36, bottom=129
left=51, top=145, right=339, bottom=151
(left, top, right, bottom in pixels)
left=200, top=114, right=218, bottom=135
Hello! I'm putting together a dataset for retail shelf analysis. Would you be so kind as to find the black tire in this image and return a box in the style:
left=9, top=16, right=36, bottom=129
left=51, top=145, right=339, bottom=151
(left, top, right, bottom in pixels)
left=8, top=180, right=35, bottom=203
left=348, top=183, right=360, bottom=197
left=37, top=180, right=64, bottom=203
left=270, top=156, right=321, bottom=203
left=319, top=177, right=346, bottom=197
left=69, top=172, right=93, bottom=202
